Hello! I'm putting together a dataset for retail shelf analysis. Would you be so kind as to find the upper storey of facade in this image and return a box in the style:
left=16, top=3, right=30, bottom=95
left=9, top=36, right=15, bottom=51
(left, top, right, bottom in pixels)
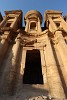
left=24, top=10, right=42, bottom=35
left=0, top=10, right=22, bottom=32
left=0, top=9, right=67, bottom=37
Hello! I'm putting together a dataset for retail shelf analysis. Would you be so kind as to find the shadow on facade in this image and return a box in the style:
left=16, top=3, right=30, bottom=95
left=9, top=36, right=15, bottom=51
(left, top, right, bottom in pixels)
left=0, top=40, right=21, bottom=96
left=51, top=42, right=67, bottom=98
left=15, top=83, right=49, bottom=100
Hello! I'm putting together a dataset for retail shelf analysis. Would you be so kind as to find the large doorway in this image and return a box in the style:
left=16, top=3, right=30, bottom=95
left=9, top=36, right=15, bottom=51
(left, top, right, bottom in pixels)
left=23, top=49, right=43, bottom=84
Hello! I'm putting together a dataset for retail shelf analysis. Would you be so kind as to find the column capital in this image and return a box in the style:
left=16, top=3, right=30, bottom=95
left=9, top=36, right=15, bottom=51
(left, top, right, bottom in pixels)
left=48, top=16, right=52, bottom=19
left=15, top=33, right=21, bottom=42
left=52, top=37, right=59, bottom=45
left=25, top=21, right=29, bottom=32
left=1, top=33, right=9, bottom=40
left=25, top=18, right=29, bottom=23
left=0, top=16, right=8, bottom=28
left=3, top=15, right=9, bottom=20
left=38, top=17, right=40, bottom=21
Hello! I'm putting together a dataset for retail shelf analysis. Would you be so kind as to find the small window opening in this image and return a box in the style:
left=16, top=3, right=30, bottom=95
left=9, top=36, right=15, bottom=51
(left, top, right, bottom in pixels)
left=9, top=17, right=15, bottom=19
left=5, top=23, right=11, bottom=27
left=23, top=49, right=43, bottom=84
left=55, top=22, right=60, bottom=27
left=52, top=16, right=58, bottom=20
left=30, top=22, right=36, bottom=30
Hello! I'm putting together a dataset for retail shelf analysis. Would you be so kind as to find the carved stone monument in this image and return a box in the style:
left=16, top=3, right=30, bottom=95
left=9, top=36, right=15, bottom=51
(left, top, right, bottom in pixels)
left=0, top=10, right=67, bottom=100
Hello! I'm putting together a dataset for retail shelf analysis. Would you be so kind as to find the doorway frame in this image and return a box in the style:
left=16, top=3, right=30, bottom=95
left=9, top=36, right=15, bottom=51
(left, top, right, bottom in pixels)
left=20, top=47, right=47, bottom=84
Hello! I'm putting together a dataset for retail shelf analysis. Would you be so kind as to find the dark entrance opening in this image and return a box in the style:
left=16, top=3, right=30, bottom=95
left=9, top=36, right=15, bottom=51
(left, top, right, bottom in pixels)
left=23, top=49, right=43, bottom=84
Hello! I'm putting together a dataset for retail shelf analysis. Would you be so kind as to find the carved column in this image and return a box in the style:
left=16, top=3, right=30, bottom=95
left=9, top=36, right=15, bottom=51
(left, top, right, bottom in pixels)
left=54, top=31, right=67, bottom=86
left=44, top=33, right=65, bottom=98
left=60, top=16, right=67, bottom=32
left=10, top=17, right=18, bottom=28
left=20, top=48, right=26, bottom=82
left=7, top=34, right=20, bottom=93
left=40, top=48, right=47, bottom=84
left=0, top=16, right=8, bottom=28
left=0, top=31, right=10, bottom=65
left=55, top=30, right=67, bottom=58
left=37, top=17, right=42, bottom=33
left=25, top=19, right=29, bottom=32
left=48, top=17, right=57, bottom=32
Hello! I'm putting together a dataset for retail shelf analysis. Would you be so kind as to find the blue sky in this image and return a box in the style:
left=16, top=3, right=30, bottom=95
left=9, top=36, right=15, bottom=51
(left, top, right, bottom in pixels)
left=0, top=0, right=67, bottom=26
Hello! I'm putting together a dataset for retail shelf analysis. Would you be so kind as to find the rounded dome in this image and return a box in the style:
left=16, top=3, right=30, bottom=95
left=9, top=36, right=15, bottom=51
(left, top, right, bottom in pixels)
left=24, top=10, right=43, bottom=24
